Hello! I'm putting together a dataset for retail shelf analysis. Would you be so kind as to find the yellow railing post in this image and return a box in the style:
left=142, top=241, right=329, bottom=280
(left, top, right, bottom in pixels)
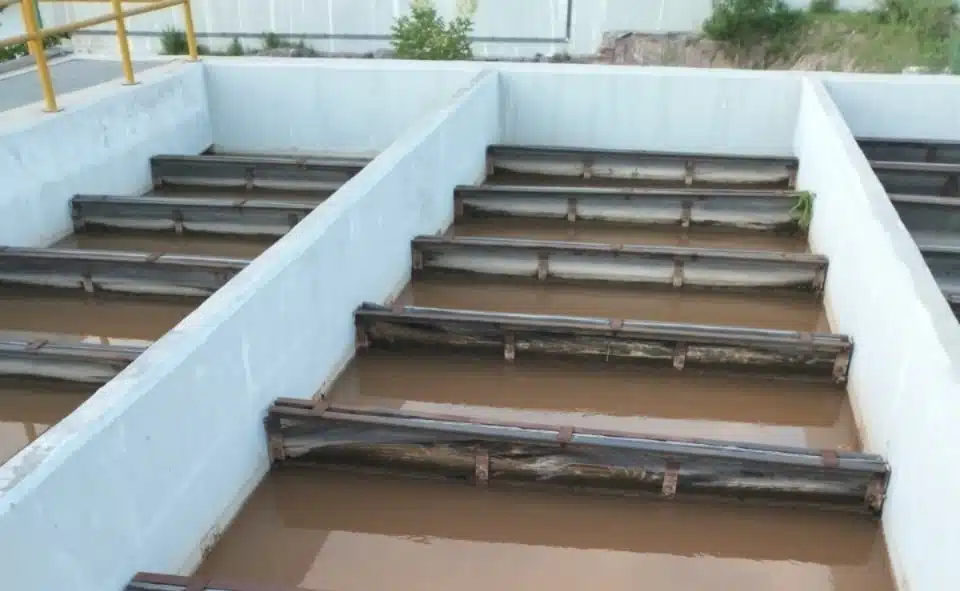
left=181, top=0, right=198, bottom=61
left=19, top=0, right=59, bottom=112
left=109, top=0, right=136, bottom=84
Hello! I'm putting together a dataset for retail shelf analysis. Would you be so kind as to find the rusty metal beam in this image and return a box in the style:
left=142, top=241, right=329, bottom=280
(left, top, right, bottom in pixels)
left=411, top=235, right=827, bottom=293
left=859, top=137, right=960, bottom=165
left=71, top=194, right=319, bottom=237
left=127, top=571, right=316, bottom=591
left=0, top=332, right=147, bottom=384
left=487, top=145, right=798, bottom=187
left=151, top=154, right=366, bottom=192
left=0, top=247, right=249, bottom=298
left=354, top=303, right=853, bottom=383
left=871, top=160, right=960, bottom=197
left=267, top=400, right=889, bottom=515
left=453, top=183, right=803, bottom=231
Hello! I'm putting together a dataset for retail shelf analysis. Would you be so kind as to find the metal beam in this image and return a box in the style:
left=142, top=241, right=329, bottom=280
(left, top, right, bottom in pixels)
left=890, top=193, right=960, bottom=244
left=0, top=247, right=249, bottom=297
left=871, top=160, right=960, bottom=197
left=0, top=333, right=147, bottom=384
left=127, top=572, right=315, bottom=591
left=454, top=184, right=803, bottom=231
left=354, top=303, right=853, bottom=383
left=150, top=154, right=366, bottom=192
left=268, top=401, right=888, bottom=514
left=859, top=137, right=960, bottom=165
left=487, top=145, right=798, bottom=187
left=71, top=194, right=319, bottom=237
left=411, top=236, right=827, bottom=293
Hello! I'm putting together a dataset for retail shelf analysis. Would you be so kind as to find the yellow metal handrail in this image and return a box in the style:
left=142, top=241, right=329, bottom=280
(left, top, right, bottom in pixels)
left=0, top=0, right=199, bottom=112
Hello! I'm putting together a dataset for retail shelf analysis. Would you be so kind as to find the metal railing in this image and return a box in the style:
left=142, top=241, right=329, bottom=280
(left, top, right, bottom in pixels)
left=0, top=0, right=199, bottom=113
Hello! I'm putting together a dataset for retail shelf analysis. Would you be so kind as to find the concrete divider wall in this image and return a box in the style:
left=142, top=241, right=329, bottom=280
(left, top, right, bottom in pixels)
left=793, top=77, right=960, bottom=591
left=0, top=61, right=211, bottom=247
left=202, top=58, right=485, bottom=155
left=497, top=65, right=800, bottom=156
left=0, top=68, right=499, bottom=591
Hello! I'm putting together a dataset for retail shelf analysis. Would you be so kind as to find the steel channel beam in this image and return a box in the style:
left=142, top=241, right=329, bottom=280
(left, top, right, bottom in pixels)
left=0, top=247, right=249, bottom=298
left=354, top=303, right=853, bottom=383
left=890, top=194, right=960, bottom=243
left=71, top=194, right=319, bottom=237
left=871, top=160, right=960, bottom=197
left=127, top=572, right=315, bottom=591
left=859, top=137, right=960, bottom=165
left=151, top=154, right=366, bottom=192
left=411, top=236, right=827, bottom=293
left=268, top=402, right=888, bottom=514
left=487, top=145, right=798, bottom=187
left=0, top=333, right=147, bottom=384
left=454, top=184, right=803, bottom=231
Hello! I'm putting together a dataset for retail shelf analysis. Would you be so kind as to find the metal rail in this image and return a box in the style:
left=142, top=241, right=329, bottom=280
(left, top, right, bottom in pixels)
left=871, top=160, right=960, bottom=197
left=127, top=572, right=314, bottom=591
left=0, top=247, right=249, bottom=297
left=0, top=0, right=198, bottom=113
left=267, top=400, right=889, bottom=514
left=71, top=194, right=319, bottom=237
left=0, top=332, right=146, bottom=383
left=890, top=193, right=960, bottom=240
left=355, top=303, right=853, bottom=383
left=487, top=145, right=798, bottom=187
left=859, top=137, right=960, bottom=165
left=919, top=243, right=960, bottom=283
left=454, top=184, right=804, bottom=231
left=151, top=154, right=366, bottom=192
left=411, top=236, right=827, bottom=293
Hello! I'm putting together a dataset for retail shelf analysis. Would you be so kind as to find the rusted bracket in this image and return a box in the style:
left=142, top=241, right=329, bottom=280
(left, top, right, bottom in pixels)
left=672, top=343, right=687, bottom=370
left=81, top=274, right=95, bottom=294
left=672, top=259, right=685, bottom=288
left=536, top=253, right=549, bottom=281
left=832, top=351, right=851, bottom=385
left=566, top=197, right=577, bottom=222
left=173, top=208, right=185, bottom=235
left=680, top=200, right=693, bottom=228
left=556, top=426, right=575, bottom=447
left=504, top=333, right=517, bottom=362
left=684, top=160, right=695, bottom=186
left=821, top=449, right=839, bottom=468
left=865, top=476, right=887, bottom=513
left=662, top=460, right=680, bottom=497
left=475, top=448, right=490, bottom=486
left=412, top=248, right=424, bottom=271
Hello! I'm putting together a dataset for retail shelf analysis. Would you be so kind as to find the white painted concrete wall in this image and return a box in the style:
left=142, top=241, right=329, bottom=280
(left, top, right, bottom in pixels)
left=44, top=0, right=877, bottom=58
left=794, top=76, right=960, bottom=591
left=203, top=58, right=484, bottom=154
left=0, top=63, right=499, bottom=591
left=498, top=65, right=800, bottom=156
left=0, top=60, right=210, bottom=247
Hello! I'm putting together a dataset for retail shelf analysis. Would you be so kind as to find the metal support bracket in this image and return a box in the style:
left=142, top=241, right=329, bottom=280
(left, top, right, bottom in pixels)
left=566, top=197, right=577, bottom=222
left=673, top=344, right=687, bottom=371
left=680, top=200, right=693, bottom=228
left=684, top=160, right=695, bottom=186
left=475, top=448, right=490, bottom=486
left=672, top=259, right=685, bottom=288
left=504, top=333, right=516, bottom=362
left=662, top=460, right=680, bottom=497
left=536, top=254, right=549, bottom=281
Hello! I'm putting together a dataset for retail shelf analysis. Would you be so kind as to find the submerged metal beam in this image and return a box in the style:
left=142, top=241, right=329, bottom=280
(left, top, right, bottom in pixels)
left=151, top=154, right=366, bottom=191
left=267, top=402, right=889, bottom=514
left=487, top=145, right=798, bottom=187
left=355, top=304, right=853, bottom=383
left=454, top=184, right=804, bottom=231
left=412, top=236, right=827, bottom=293
left=71, top=194, right=319, bottom=237
left=0, top=248, right=249, bottom=297
left=0, top=333, right=147, bottom=384
left=859, top=137, right=960, bottom=165
left=127, top=572, right=314, bottom=591
left=871, top=160, right=960, bottom=197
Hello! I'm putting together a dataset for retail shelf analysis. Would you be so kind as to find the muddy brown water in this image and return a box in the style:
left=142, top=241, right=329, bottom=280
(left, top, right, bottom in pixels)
left=197, top=469, right=893, bottom=591
left=54, top=230, right=273, bottom=259
left=0, top=290, right=194, bottom=340
left=398, top=277, right=829, bottom=332
left=0, top=379, right=89, bottom=465
left=450, top=217, right=808, bottom=252
left=327, top=350, right=857, bottom=450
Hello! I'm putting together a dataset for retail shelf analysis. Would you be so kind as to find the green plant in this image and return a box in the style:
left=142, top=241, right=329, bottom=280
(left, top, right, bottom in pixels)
left=390, top=0, right=476, bottom=60
left=702, top=0, right=805, bottom=63
left=262, top=32, right=283, bottom=50
left=790, top=190, right=815, bottom=230
left=876, top=0, right=958, bottom=40
left=0, top=32, right=70, bottom=63
left=158, top=27, right=209, bottom=55
left=226, top=37, right=244, bottom=56
left=809, top=0, right=837, bottom=13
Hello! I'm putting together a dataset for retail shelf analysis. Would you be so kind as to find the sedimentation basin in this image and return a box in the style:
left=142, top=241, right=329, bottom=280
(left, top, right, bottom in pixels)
left=0, top=57, right=957, bottom=591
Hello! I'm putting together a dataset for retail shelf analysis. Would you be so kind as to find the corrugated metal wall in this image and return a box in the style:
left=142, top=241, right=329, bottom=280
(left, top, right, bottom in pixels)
left=37, top=0, right=878, bottom=58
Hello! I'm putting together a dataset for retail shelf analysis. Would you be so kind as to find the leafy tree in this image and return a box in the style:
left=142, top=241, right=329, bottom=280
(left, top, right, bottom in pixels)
left=391, top=0, right=476, bottom=60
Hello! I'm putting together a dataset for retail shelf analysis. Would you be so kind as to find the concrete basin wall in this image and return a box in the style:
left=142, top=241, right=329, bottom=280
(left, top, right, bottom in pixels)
left=497, top=65, right=801, bottom=156
left=0, top=63, right=499, bottom=590
left=202, top=58, right=486, bottom=155
left=0, top=61, right=211, bottom=247
left=798, top=75, right=960, bottom=591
